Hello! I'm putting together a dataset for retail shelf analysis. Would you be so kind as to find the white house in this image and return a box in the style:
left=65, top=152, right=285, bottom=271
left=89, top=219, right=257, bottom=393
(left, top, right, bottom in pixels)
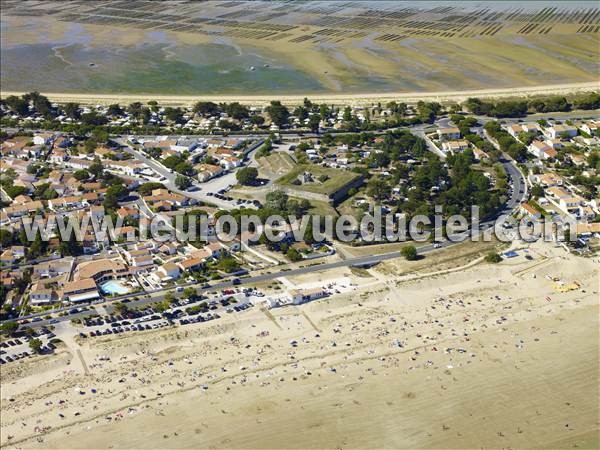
left=287, top=288, right=327, bottom=305
left=30, top=282, right=55, bottom=305
left=546, top=124, right=577, bottom=139
left=437, top=127, right=461, bottom=141
left=33, top=132, right=54, bottom=146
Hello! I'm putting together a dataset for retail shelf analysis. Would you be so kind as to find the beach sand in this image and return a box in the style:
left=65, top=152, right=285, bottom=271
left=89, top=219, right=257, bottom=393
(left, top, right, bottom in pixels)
left=1, top=81, right=599, bottom=107
left=1, top=241, right=598, bottom=449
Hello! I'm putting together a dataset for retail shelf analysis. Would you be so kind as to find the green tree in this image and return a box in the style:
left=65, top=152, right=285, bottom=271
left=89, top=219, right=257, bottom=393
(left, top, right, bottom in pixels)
left=138, top=182, right=165, bottom=196
left=236, top=167, right=258, bottom=185
left=0, top=229, right=13, bottom=248
left=113, top=302, right=129, bottom=315
left=0, top=320, right=18, bottom=336
left=175, top=175, right=192, bottom=190
left=216, top=256, right=240, bottom=273
left=63, top=102, right=80, bottom=119
left=29, top=338, right=43, bottom=354
left=401, top=245, right=418, bottom=261
left=530, top=184, right=544, bottom=198
left=164, top=292, right=176, bottom=304
left=183, top=287, right=197, bottom=300
left=485, top=252, right=502, bottom=263
left=266, top=189, right=288, bottom=211
left=89, top=158, right=104, bottom=178
left=265, top=101, right=289, bottom=127
left=193, top=101, right=219, bottom=116
left=286, top=247, right=303, bottom=262
left=73, top=169, right=90, bottom=181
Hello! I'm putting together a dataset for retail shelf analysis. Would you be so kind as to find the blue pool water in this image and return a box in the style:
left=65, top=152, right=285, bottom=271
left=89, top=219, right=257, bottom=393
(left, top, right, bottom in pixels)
left=100, top=280, right=130, bottom=295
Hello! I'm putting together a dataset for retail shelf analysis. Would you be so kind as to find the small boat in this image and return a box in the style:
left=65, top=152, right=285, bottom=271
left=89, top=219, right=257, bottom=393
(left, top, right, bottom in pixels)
left=249, top=66, right=256, bottom=71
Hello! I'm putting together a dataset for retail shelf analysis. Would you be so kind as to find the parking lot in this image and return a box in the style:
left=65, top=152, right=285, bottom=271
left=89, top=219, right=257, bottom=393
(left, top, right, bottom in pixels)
left=0, top=327, right=56, bottom=365
left=78, top=288, right=259, bottom=339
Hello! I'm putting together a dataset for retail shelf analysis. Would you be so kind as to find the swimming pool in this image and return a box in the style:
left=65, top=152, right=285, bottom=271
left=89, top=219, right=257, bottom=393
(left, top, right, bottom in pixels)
left=100, top=280, right=130, bottom=295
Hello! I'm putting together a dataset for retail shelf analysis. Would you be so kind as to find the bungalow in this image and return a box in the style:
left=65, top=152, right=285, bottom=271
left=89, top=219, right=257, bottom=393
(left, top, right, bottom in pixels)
left=189, top=248, right=212, bottom=261
left=575, top=222, right=600, bottom=237
left=472, top=147, right=489, bottom=161
left=33, top=132, right=54, bottom=146
left=48, top=148, right=68, bottom=164
left=558, top=195, right=583, bottom=215
left=545, top=138, right=563, bottom=150
left=82, top=192, right=100, bottom=205
left=220, top=155, right=242, bottom=170
left=507, top=124, right=524, bottom=138
left=528, top=140, right=555, bottom=159
left=117, top=206, right=140, bottom=220
left=33, top=258, right=74, bottom=278
left=437, top=127, right=461, bottom=141
left=579, top=121, right=598, bottom=136
left=546, top=124, right=577, bottom=139
left=157, top=262, right=181, bottom=281
left=441, top=140, right=470, bottom=153
left=65, top=158, right=93, bottom=170
left=520, top=202, right=541, bottom=219
left=203, top=242, right=223, bottom=258
left=546, top=186, right=572, bottom=201
left=113, top=226, right=137, bottom=242
left=61, top=278, right=100, bottom=303
left=158, top=242, right=179, bottom=256
left=106, top=160, right=144, bottom=176
left=542, top=147, right=558, bottom=160
left=48, top=196, right=87, bottom=211
left=124, top=248, right=153, bottom=268
left=570, top=154, right=587, bottom=166
left=0, top=249, right=15, bottom=265
left=178, top=257, right=204, bottom=272
left=579, top=205, right=596, bottom=221
left=195, top=164, right=223, bottom=182
left=533, top=173, right=564, bottom=187
left=522, top=123, right=542, bottom=134
left=2, top=200, right=44, bottom=219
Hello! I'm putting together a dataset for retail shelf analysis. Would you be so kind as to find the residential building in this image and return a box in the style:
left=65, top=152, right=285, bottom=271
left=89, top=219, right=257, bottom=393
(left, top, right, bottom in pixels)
left=73, top=258, right=128, bottom=282
left=61, top=278, right=100, bottom=303
left=441, top=140, right=470, bottom=153
left=437, top=127, right=461, bottom=141
left=30, top=281, right=55, bottom=305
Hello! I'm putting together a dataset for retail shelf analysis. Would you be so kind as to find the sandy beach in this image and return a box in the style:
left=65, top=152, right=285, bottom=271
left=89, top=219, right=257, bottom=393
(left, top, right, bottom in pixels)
left=2, top=82, right=599, bottom=107
left=1, top=240, right=598, bottom=449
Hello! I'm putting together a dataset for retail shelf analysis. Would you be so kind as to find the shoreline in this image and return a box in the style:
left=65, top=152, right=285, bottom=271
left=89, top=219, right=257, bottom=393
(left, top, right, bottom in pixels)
left=2, top=81, right=598, bottom=106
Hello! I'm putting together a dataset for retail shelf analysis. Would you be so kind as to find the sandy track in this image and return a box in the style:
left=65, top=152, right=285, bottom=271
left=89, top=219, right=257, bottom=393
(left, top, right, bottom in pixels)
left=1, top=82, right=599, bottom=107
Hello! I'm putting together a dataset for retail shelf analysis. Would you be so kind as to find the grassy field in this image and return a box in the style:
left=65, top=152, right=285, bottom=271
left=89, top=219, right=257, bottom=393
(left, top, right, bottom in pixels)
left=257, top=152, right=297, bottom=179
left=276, top=164, right=361, bottom=196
